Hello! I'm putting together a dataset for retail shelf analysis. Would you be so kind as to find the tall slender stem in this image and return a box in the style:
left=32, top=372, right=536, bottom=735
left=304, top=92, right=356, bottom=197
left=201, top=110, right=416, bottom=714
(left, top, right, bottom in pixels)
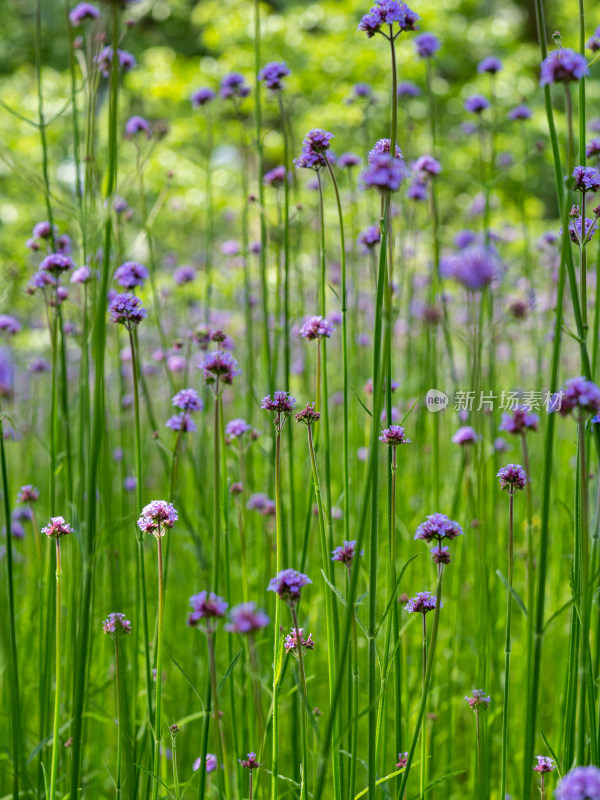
left=50, top=539, right=63, bottom=800
left=500, top=493, right=514, bottom=798
left=115, top=641, right=123, bottom=800
left=151, top=536, right=165, bottom=800
left=271, top=428, right=283, bottom=800
left=291, top=607, right=309, bottom=800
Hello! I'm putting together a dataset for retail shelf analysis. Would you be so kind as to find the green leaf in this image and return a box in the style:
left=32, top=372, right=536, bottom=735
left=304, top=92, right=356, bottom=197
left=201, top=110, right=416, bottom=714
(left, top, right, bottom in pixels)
left=496, top=570, right=528, bottom=617
left=321, top=569, right=347, bottom=607
left=218, top=649, right=242, bottom=693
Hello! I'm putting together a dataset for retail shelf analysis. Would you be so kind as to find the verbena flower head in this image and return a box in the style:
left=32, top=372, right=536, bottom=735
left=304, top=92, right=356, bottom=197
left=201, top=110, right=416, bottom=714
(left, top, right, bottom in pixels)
left=17, top=485, right=39, bottom=504
left=96, top=47, right=136, bottom=78
left=259, top=62, right=290, bottom=91
left=361, top=153, right=405, bottom=193
left=331, top=540, right=361, bottom=564
left=220, top=72, right=250, bottom=100
left=166, top=413, right=197, bottom=433
left=40, top=253, right=75, bottom=274
left=200, top=350, right=241, bottom=386
left=71, top=265, right=92, bottom=284
left=263, top=166, right=288, bottom=188
left=114, top=260, right=148, bottom=288
left=499, top=405, right=539, bottom=435
left=430, top=544, right=451, bottom=564
left=405, top=591, right=439, bottom=614
left=478, top=56, right=502, bottom=74
left=497, top=464, right=529, bottom=493
left=587, top=139, right=600, bottom=159
left=368, top=138, right=403, bottom=163
left=452, top=426, right=478, bottom=446
left=465, top=689, right=491, bottom=711
left=557, top=377, right=600, bottom=418
left=125, top=116, right=151, bottom=139
left=42, top=516, right=73, bottom=538
left=108, top=292, right=147, bottom=328
left=464, top=95, right=490, bottom=114
left=239, top=753, right=262, bottom=769
left=415, top=513, right=464, bottom=543
left=413, top=155, right=441, bottom=176
left=441, top=245, right=500, bottom=291
left=102, top=612, right=132, bottom=639
left=284, top=627, right=315, bottom=655
left=338, top=152, right=361, bottom=168
left=573, top=166, right=600, bottom=193
left=69, top=2, right=100, bottom=25
left=295, top=403, right=321, bottom=426
left=358, top=225, right=381, bottom=251
left=379, top=425, right=411, bottom=445
left=533, top=756, right=556, bottom=774
left=397, top=80, right=421, bottom=97
left=295, top=129, right=334, bottom=170
left=188, top=591, right=228, bottom=626
left=540, top=48, right=588, bottom=86
left=225, top=418, right=252, bottom=438
left=261, top=391, right=296, bottom=415
left=191, top=87, right=216, bottom=107
left=193, top=754, right=218, bottom=772
left=358, top=1, right=420, bottom=38
left=556, top=766, right=600, bottom=799
left=225, top=602, right=270, bottom=633
left=247, top=493, right=276, bottom=516
left=414, top=32, right=440, bottom=58
left=267, top=569, right=312, bottom=606
left=587, top=27, right=600, bottom=52
left=508, top=104, right=532, bottom=121
left=396, top=752, right=409, bottom=769
left=172, top=388, right=203, bottom=412
left=0, top=315, right=20, bottom=335
left=568, top=216, right=598, bottom=244
left=137, top=500, right=178, bottom=537
left=299, top=315, right=334, bottom=340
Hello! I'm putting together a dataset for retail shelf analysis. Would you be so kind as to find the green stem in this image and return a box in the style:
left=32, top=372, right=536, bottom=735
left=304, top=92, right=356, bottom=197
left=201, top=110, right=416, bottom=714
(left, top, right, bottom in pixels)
left=151, top=536, right=165, bottom=800
left=500, top=493, right=514, bottom=798
left=291, top=607, right=309, bottom=800
left=272, top=428, right=283, bottom=800
left=115, top=641, right=123, bottom=800
left=50, top=539, right=63, bottom=800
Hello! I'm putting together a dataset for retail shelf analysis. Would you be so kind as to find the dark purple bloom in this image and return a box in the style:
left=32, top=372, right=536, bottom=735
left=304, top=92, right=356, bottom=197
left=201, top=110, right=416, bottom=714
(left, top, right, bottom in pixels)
left=0, top=316, right=20, bottom=335
left=267, top=568, right=312, bottom=605
left=533, top=756, right=556, bottom=774
left=379, top=425, right=411, bottom=445
left=261, top=391, right=296, bottom=414
left=430, top=545, right=451, bottom=564
left=102, top=612, right=132, bottom=638
left=95, top=47, right=136, bottom=78
left=125, top=116, right=151, bottom=139
left=200, top=350, right=241, bottom=386
left=108, top=292, right=147, bottom=328
left=497, top=463, right=529, bottom=493
left=137, top=500, right=178, bottom=536
left=508, top=104, right=532, bottom=121
left=452, top=426, right=478, bottom=445
left=587, top=138, right=600, bottom=159
left=263, top=166, right=289, bottom=188
left=299, top=315, right=334, bottom=340
left=191, top=87, right=216, bottom=107
left=188, top=591, right=228, bottom=626
left=556, top=766, right=600, bottom=799
left=338, top=152, right=362, bottom=168
left=220, top=73, right=250, bottom=100
left=573, top=166, right=600, bottom=192
left=172, top=388, right=203, bottom=412
left=295, top=403, right=321, bottom=426
left=587, top=27, right=600, bottom=52
left=465, top=689, right=491, bottom=711
left=405, top=591, right=439, bottom=614
left=42, top=516, right=73, bottom=538
left=114, top=260, right=148, bottom=288
left=284, top=627, right=315, bottom=654
left=477, top=56, right=502, bottom=74
left=415, top=513, right=464, bottom=543
left=540, top=49, right=588, bottom=86
left=414, top=32, right=440, bottom=58
left=69, top=2, right=99, bottom=25
left=225, top=602, right=270, bottom=633
left=259, top=62, right=290, bottom=91
left=397, top=80, right=421, bottom=97
left=499, top=406, right=539, bottom=435
left=358, top=1, right=420, bottom=38
left=557, top=377, right=600, bottom=417
left=361, top=153, right=405, bottom=193
left=40, top=253, right=75, bottom=273
left=368, top=138, right=403, bottom=163
left=464, top=95, right=490, bottom=114
left=239, top=753, right=263, bottom=769
left=358, top=225, right=381, bottom=251
left=331, top=540, right=361, bottom=564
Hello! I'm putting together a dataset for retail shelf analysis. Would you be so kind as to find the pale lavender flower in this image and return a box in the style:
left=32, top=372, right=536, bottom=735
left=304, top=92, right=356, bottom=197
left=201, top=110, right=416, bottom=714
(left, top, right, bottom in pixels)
left=193, top=754, right=218, bottom=772
left=361, top=153, right=405, bottom=193
left=573, top=166, right=600, bottom=193
left=173, top=265, right=196, bottom=284
left=358, top=225, right=381, bottom=251
left=166, top=414, right=197, bottom=433
left=200, top=351, right=241, bottom=386
left=261, top=391, right=296, bottom=414
left=499, top=406, right=539, bottom=435
left=172, top=388, right=203, bottom=412
left=263, top=166, right=288, bottom=187
left=331, top=540, right=361, bottom=564
left=18, top=485, right=39, bottom=504
left=0, top=316, right=20, bottom=335
left=338, top=152, right=361, bottom=168
left=413, top=155, right=441, bottom=176
left=96, top=47, right=136, bottom=78
left=533, top=756, right=556, bottom=774
left=246, top=493, right=276, bottom=516
left=225, top=418, right=252, bottom=438
left=397, top=81, right=421, bottom=97
left=71, top=265, right=93, bottom=284
left=125, top=116, right=151, bottom=139
left=452, top=426, right=478, bottom=446
left=368, top=138, right=403, bottom=163
left=379, top=425, right=411, bottom=445
left=108, top=292, right=147, bottom=328
left=284, top=627, right=315, bottom=654
left=414, top=32, right=440, bottom=58
left=70, top=2, right=100, bottom=25
left=137, top=500, right=178, bottom=536
left=358, top=1, right=420, bottom=38
left=299, top=316, right=334, bottom=340
left=557, top=377, right=600, bottom=417
left=556, top=766, right=600, bottom=799
left=40, top=253, right=75, bottom=273
left=441, top=245, right=500, bottom=291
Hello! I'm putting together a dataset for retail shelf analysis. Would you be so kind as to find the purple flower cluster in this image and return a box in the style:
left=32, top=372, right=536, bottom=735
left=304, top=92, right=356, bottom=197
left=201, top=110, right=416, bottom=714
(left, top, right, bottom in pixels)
left=225, top=418, right=252, bottom=438
left=413, top=155, right=441, bottom=176
left=358, top=1, right=420, bottom=38
left=499, top=406, right=539, bottom=435
left=497, top=464, right=529, bottom=493
left=95, top=47, right=136, bottom=79
left=263, top=166, right=288, bottom=188
left=40, top=253, right=75, bottom=274
left=200, top=350, right=241, bottom=386
left=557, top=377, right=600, bottom=418
left=441, top=245, right=500, bottom=291
left=331, top=540, right=361, bottom=564
left=0, top=315, right=20, bottom=335
left=588, top=27, right=600, bottom=52
left=220, top=73, right=250, bottom=100
left=17, top=485, right=39, bottom=504
left=239, top=753, right=262, bottom=770
left=247, top=493, right=276, bottom=516
left=338, top=152, right=361, bottom=168
left=259, top=62, right=290, bottom=91
left=124, top=116, right=151, bottom=139
left=188, top=591, right=228, bottom=626
left=267, top=568, right=312, bottom=605
left=414, top=32, right=440, bottom=58
left=295, top=403, right=321, bottom=426
left=191, top=87, right=216, bottom=107
left=114, top=260, right=148, bottom=288
left=295, top=129, right=334, bottom=171
left=261, top=391, right=296, bottom=414
left=368, top=138, right=403, bottom=163
left=284, top=627, right=315, bottom=654
left=172, top=388, right=203, bottom=412
left=556, top=766, right=600, bottom=799
left=405, top=591, right=439, bottom=614
left=137, top=500, right=178, bottom=537
left=361, top=153, right=405, bottom=193
left=573, top=166, right=600, bottom=193
left=42, top=516, right=73, bottom=538
left=299, top=315, right=334, bottom=340
left=465, top=689, right=491, bottom=711
left=452, top=426, right=478, bottom=446
left=540, top=49, right=588, bottom=86
left=69, top=2, right=99, bottom=25
left=358, top=225, right=381, bottom=251
left=379, top=425, right=411, bottom=445
left=225, top=602, right=270, bottom=633
left=568, top=216, right=598, bottom=245
left=108, top=292, right=147, bottom=328
left=102, top=612, right=132, bottom=639
left=508, top=104, right=532, bottom=121
left=415, top=513, right=464, bottom=543
left=464, top=95, right=490, bottom=114
left=533, top=756, right=556, bottom=774
left=478, top=56, right=502, bottom=74
left=397, top=81, right=421, bottom=97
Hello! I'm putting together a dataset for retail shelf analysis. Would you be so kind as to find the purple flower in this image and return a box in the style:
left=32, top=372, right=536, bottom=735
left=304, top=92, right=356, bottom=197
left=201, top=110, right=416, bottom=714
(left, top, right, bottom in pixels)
left=568, top=216, right=598, bottom=244
left=267, top=568, right=312, bottom=605
left=108, top=292, right=147, bottom=328
left=124, top=476, right=137, bottom=492
left=225, top=602, right=270, bottom=633
left=40, top=253, right=75, bottom=274
left=533, top=756, right=556, bottom=774
left=430, top=545, right=451, bottom=564
left=441, top=245, right=500, bottom=291
left=396, top=753, right=408, bottom=769
left=295, top=403, right=321, bottom=426
left=540, top=49, right=588, bottom=86
left=556, top=766, right=600, bottom=799
left=125, top=116, right=151, bottom=139
left=358, top=1, right=420, bottom=38
left=361, top=153, right=405, bottom=193
left=465, top=689, right=491, bottom=711
left=477, top=56, right=502, bottom=74
left=137, top=500, right=178, bottom=537
left=405, top=591, right=439, bottom=614
left=33, top=220, right=55, bottom=239
left=588, top=28, right=600, bottom=53
left=69, top=2, right=99, bottom=25
left=71, top=265, right=93, bottom=284
left=368, top=138, right=403, bottom=163
left=407, top=178, right=427, bottom=201
left=464, top=95, right=490, bottom=114
left=263, top=166, right=288, bottom=188
left=331, top=540, right=361, bottom=564
left=454, top=229, right=478, bottom=249
left=246, top=493, right=276, bottom=516
left=587, top=138, right=600, bottom=159
left=452, top=426, right=478, bottom=446
left=573, top=166, right=600, bottom=192
left=200, top=350, right=241, bottom=386
left=413, top=155, right=441, bottom=176
left=193, top=754, right=218, bottom=772
left=42, top=516, right=73, bottom=538
left=173, top=265, right=195, bottom=285
left=95, top=47, right=136, bottom=78
left=172, top=388, right=203, bottom=412
left=508, top=104, right=532, bottom=121
left=261, top=391, right=296, bottom=414
left=259, top=62, right=290, bottom=91
left=220, top=73, right=250, bottom=100
left=239, top=753, right=263, bottom=769
left=358, top=225, right=381, bottom=251
left=499, top=406, right=539, bottom=435
left=295, top=129, right=334, bottom=171
left=102, top=612, right=132, bottom=639
left=284, top=627, right=315, bottom=654
left=557, top=377, right=600, bottom=417
left=338, top=152, right=362, bottom=169
left=191, top=87, right=216, bottom=107
left=188, top=591, right=228, bottom=626
left=497, top=463, right=529, bottom=493
left=299, top=315, right=334, bottom=340
left=0, top=316, right=20, bottom=335
left=17, top=485, right=39, bottom=504
left=379, top=425, right=411, bottom=445
left=414, top=32, right=440, bottom=58
left=397, top=81, right=421, bottom=97
left=114, top=260, right=148, bottom=288
left=224, top=418, right=251, bottom=439
left=415, top=513, right=464, bottom=543
left=166, top=414, right=196, bottom=433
